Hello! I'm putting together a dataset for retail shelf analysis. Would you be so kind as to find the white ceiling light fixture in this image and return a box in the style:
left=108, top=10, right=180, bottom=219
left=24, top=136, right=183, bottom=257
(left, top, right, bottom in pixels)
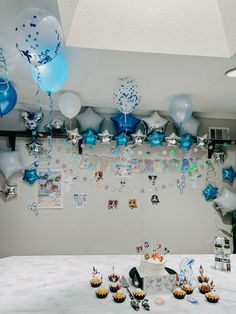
left=225, top=68, right=236, bottom=78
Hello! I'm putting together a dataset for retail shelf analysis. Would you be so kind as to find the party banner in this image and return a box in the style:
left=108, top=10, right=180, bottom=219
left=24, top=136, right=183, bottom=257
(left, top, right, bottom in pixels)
left=37, top=170, right=63, bottom=208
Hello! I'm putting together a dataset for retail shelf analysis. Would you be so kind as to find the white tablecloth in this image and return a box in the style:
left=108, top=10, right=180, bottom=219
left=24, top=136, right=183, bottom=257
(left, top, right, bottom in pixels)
left=0, top=254, right=235, bottom=314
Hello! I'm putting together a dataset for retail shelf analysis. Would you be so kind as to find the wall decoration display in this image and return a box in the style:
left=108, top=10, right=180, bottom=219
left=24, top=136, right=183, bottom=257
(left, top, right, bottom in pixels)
left=151, top=195, right=160, bottom=205
left=73, top=193, right=87, bottom=208
left=107, top=200, right=118, bottom=209
left=128, top=199, right=137, bottom=209
left=27, top=202, right=39, bottom=215
left=114, top=164, right=131, bottom=177
left=37, top=170, right=63, bottom=208
left=148, top=175, right=157, bottom=185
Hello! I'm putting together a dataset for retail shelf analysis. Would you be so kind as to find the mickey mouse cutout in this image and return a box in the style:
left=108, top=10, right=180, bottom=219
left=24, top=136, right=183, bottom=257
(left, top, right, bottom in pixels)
left=151, top=195, right=160, bottom=205
left=21, top=110, right=43, bottom=131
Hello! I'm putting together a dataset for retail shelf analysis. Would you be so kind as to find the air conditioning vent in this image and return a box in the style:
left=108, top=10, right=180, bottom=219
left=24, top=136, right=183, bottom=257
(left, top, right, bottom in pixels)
left=208, top=127, right=230, bottom=140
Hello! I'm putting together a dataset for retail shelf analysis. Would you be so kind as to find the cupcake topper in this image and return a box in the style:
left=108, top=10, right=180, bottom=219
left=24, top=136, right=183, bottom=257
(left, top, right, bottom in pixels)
left=164, top=247, right=170, bottom=255
left=199, top=265, right=204, bottom=276
left=210, top=280, right=215, bottom=291
left=92, top=266, right=100, bottom=277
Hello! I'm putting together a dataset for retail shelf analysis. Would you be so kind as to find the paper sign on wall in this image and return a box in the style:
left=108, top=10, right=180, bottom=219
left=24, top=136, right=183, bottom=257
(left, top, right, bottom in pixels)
left=73, top=193, right=87, bottom=208
left=37, top=170, right=63, bottom=208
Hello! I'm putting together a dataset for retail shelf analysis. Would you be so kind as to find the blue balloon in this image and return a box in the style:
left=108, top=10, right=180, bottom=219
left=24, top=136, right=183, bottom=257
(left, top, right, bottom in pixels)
left=147, top=130, right=164, bottom=147
left=111, top=113, right=140, bottom=134
left=170, top=95, right=193, bottom=124
left=222, top=166, right=236, bottom=184
left=31, top=53, right=68, bottom=93
left=0, top=79, right=17, bottom=116
left=23, top=168, right=42, bottom=185
left=202, top=184, right=218, bottom=201
left=180, top=134, right=193, bottom=150
left=82, top=128, right=98, bottom=145
left=115, top=132, right=130, bottom=146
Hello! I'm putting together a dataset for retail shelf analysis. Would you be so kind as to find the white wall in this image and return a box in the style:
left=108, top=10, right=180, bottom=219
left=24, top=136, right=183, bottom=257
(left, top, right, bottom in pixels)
left=0, top=136, right=233, bottom=257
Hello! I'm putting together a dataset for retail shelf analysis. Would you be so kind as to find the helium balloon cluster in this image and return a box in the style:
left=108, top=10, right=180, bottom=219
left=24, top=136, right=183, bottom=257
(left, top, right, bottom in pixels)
left=15, top=8, right=68, bottom=95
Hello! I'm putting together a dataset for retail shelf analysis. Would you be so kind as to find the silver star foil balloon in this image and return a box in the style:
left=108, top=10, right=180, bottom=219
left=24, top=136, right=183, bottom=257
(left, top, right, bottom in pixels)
left=0, top=183, right=17, bottom=200
left=52, top=118, right=64, bottom=130
left=165, top=132, right=180, bottom=146
left=98, top=129, right=113, bottom=144
left=213, top=149, right=227, bottom=163
left=196, top=134, right=208, bottom=149
left=142, top=111, right=168, bottom=133
left=26, top=140, right=45, bottom=157
left=131, top=129, right=146, bottom=145
left=67, top=128, right=82, bottom=145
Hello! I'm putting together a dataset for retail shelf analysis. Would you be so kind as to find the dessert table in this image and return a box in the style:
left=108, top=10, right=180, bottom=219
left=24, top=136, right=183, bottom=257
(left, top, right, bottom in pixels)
left=0, top=254, right=235, bottom=314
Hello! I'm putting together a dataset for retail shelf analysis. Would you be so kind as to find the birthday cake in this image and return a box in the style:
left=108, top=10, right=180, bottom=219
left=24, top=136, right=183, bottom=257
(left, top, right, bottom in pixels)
left=139, top=252, right=166, bottom=276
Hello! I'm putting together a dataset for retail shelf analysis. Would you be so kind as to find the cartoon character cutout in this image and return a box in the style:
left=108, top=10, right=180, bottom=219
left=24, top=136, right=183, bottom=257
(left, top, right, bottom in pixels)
left=95, top=171, right=103, bottom=182
left=151, top=195, right=160, bottom=205
left=128, top=199, right=137, bottom=209
left=148, top=175, right=157, bottom=185
left=108, top=200, right=118, bottom=210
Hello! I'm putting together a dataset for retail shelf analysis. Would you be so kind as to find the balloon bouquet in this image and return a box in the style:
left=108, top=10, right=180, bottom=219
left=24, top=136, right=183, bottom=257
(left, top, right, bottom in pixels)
left=15, top=8, right=68, bottom=180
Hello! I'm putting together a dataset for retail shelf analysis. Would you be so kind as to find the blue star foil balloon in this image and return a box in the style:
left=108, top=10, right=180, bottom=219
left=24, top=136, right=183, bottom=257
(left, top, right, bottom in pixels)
left=111, top=113, right=140, bottom=134
left=222, top=166, right=236, bottom=184
left=23, top=168, right=44, bottom=185
left=146, top=130, right=165, bottom=147
left=180, top=134, right=193, bottom=150
left=115, top=132, right=130, bottom=146
left=82, top=128, right=98, bottom=145
left=202, top=183, right=218, bottom=201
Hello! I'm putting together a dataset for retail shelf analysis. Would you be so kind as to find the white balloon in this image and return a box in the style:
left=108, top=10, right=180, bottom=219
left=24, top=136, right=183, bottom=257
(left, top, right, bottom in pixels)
left=214, top=187, right=236, bottom=214
left=178, top=115, right=201, bottom=136
left=58, top=92, right=82, bottom=119
left=0, top=151, right=24, bottom=180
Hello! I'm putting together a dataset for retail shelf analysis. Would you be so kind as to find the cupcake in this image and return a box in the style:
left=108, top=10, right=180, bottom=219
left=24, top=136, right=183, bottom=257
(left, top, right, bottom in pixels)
left=90, top=277, right=102, bottom=287
left=182, top=284, right=194, bottom=295
left=109, top=283, right=121, bottom=293
left=173, top=287, right=186, bottom=299
left=108, top=273, right=120, bottom=282
left=205, top=293, right=220, bottom=303
left=113, top=291, right=126, bottom=303
left=95, top=288, right=109, bottom=299
left=199, top=282, right=211, bottom=294
left=198, top=275, right=209, bottom=283
left=133, top=288, right=146, bottom=300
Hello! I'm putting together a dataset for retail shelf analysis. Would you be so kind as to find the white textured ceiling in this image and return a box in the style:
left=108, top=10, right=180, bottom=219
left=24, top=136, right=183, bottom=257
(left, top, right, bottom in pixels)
left=0, top=0, right=236, bottom=119
left=59, top=0, right=236, bottom=58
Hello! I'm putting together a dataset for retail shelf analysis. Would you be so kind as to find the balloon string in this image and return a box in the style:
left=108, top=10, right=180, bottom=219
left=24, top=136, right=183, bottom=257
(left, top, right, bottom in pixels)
left=0, top=47, right=9, bottom=93
left=35, top=66, right=41, bottom=107
left=69, top=119, right=73, bottom=170
left=47, top=93, right=54, bottom=175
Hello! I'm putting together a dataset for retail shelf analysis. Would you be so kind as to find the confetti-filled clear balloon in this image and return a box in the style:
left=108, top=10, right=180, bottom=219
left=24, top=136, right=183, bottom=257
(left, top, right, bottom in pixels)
left=113, top=77, right=141, bottom=114
left=15, top=8, right=63, bottom=66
